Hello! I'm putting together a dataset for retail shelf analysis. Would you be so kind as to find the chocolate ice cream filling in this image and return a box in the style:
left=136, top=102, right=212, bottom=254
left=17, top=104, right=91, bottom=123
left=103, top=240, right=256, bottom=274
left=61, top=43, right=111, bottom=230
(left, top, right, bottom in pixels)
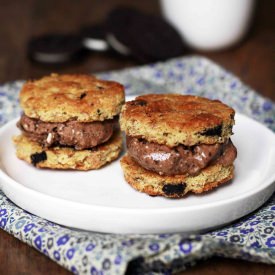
left=126, top=136, right=237, bottom=176
left=18, top=114, right=116, bottom=150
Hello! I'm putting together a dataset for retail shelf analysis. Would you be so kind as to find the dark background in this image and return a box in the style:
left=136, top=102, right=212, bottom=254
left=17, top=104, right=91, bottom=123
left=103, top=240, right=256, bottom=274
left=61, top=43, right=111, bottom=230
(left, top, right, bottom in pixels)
left=0, top=0, right=274, bottom=274
left=0, top=0, right=274, bottom=101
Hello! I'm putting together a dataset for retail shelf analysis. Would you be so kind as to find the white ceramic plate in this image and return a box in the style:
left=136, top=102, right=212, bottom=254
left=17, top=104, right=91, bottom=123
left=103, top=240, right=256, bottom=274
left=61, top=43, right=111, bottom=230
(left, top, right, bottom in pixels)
left=0, top=113, right=274, bottom=234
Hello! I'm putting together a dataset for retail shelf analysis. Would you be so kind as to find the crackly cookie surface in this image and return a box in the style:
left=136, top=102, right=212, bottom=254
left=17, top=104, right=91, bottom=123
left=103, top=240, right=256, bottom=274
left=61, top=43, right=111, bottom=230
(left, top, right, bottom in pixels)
left=120, top=94, right=235, bottom=146
left=20, top=73, right=125, bottom=122
left=120, top=155, right=234, bottom=198
left=13, top=132, right=122, bottom=171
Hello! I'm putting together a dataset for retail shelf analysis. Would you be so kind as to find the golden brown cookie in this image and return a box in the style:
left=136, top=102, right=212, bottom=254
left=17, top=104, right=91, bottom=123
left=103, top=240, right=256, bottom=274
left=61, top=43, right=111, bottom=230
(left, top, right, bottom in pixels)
left=120, top=94, right=235, bottom=146
left=13, top=132, right=122, bottom=170
left=120, top=155, right=234, bottom=198
left=20, top=73, right=125, bottom=122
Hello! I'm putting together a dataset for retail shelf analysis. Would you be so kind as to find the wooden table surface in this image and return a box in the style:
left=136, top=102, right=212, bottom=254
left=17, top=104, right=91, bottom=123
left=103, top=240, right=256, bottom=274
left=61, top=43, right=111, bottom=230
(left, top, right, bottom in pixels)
left=0, top=0, right=274, bottom=274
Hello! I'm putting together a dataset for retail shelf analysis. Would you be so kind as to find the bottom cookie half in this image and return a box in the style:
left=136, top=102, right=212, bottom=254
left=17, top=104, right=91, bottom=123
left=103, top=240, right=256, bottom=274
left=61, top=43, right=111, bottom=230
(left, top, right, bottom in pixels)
left=120, top=155, right=234, bottom=198
left=13, top=132, right=122, bottom=170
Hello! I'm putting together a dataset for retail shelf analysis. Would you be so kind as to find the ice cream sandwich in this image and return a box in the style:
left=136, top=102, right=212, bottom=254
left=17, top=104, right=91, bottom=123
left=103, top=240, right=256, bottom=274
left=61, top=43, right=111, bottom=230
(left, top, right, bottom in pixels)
left=14, top=73, right=125, bottom=170
left=120, top=94, right=237, bottom=198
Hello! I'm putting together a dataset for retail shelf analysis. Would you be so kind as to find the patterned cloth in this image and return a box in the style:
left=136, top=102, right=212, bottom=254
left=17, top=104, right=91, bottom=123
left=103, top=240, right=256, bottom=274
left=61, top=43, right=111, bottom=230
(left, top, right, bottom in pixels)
left=0, top=56, right=274, bottom=274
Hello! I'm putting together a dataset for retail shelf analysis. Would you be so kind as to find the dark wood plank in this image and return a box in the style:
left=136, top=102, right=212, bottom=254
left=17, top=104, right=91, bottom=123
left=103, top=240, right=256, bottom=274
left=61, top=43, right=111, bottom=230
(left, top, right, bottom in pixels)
left=0, top=229, right=70, bottom=275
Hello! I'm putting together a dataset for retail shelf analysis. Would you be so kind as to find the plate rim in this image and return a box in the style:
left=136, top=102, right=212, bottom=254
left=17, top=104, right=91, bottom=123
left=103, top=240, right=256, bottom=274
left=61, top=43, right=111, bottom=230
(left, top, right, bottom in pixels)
left=0, top=113, right=275, bottom=215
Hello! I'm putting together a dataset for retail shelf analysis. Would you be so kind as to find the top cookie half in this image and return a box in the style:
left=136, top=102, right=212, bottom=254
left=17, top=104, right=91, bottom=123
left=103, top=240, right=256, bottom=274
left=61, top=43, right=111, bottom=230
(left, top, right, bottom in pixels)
left=20, top=74, right=125, bottom=122
left=120, top=94, right=235, bottom=146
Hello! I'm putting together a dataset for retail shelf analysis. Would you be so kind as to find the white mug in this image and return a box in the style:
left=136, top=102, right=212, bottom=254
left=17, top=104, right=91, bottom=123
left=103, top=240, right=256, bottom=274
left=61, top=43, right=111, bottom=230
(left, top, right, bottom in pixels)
left=160, top=0, right=255, bottom=50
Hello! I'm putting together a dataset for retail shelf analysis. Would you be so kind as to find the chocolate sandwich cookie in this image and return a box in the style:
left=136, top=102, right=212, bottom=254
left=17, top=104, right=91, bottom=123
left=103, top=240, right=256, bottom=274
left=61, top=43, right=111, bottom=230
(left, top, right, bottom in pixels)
left=28, top=34, right=84, bottom=64
left=106, top=7, right=185, bottom=62
left=14, top=73, right=125, bottom=170
left=120, top=94, right=237, bottom=198
left=80, top=24, right=109, bottom=52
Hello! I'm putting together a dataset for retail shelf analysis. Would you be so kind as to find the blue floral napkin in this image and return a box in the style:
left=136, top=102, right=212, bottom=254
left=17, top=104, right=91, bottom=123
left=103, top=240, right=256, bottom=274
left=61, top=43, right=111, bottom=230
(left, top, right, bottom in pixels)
left=0, top=56, right=274, bottom=274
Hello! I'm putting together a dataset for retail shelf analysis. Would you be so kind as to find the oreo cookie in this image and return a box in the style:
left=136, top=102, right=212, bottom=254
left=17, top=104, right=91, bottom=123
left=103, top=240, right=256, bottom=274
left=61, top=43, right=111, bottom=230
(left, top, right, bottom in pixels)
left=28, top=34, right=84, bottom=64
left=80, top=23, right=109, bottom=52
left=106, top=6, right=185, bottom=62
